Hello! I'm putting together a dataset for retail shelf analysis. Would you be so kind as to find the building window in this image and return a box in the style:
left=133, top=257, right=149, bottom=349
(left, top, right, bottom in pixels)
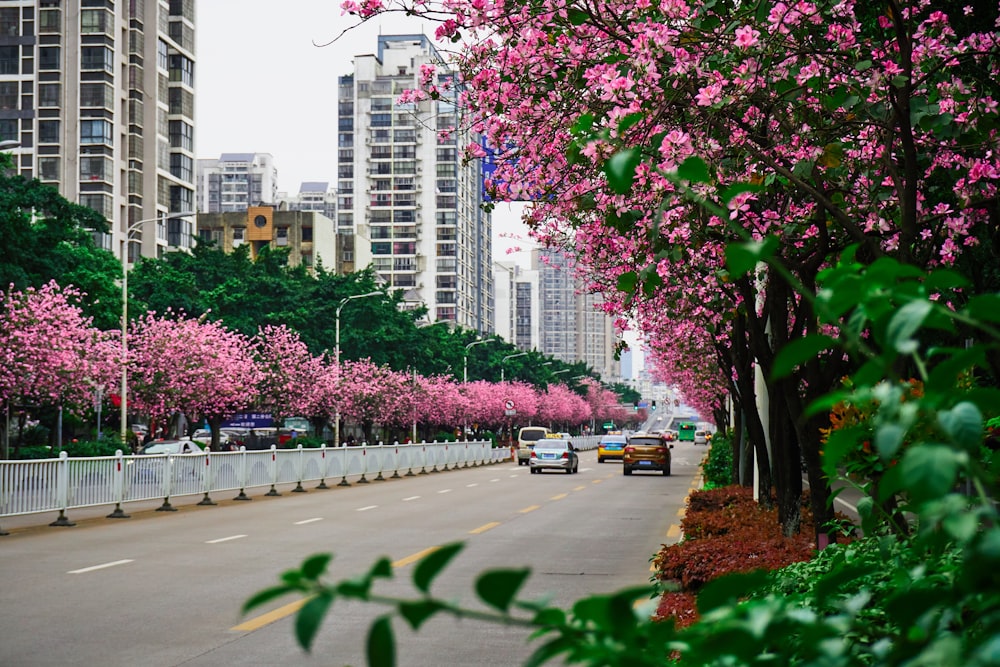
left=301, top=227, right=313, bottom=242
left=232, top=227, right=245, bottom=242
left=158, top=39, right=168, bottom=70
left=0, top=119, right=17, bottom=143
left=0, top=8, right=19, bottom=36
left=80, top=83, right=112, bottom=109
left=38, top=83, right=60, bottom=108
left=0, top=81, right=16, bottom=110
left=80, top=9, right=110, bottom=34
left=168, top=54, right=194, bottom=86
left=80, top=193, right=112, bottom=219
left=170, top=153, right=193, bottom=181
left=168, top=120, right=193, bottom=151
left=81, top=119, right=112, bottom=144
left=38, top=157, right=60, bottom=182
left=39, top=47, right=60, bottom=71
left=372, top=242, right=391, bottom=255
left=38, top=120, right=60, bottom=144
left=80, top=156, right=111, bottom=181
left=38, top=9, right=60, bottom=33
left=0, top=46, right=16, bottom=75
left=81, top=46, right=113, bottom=72
left=170, top=185, right=193, bottom=211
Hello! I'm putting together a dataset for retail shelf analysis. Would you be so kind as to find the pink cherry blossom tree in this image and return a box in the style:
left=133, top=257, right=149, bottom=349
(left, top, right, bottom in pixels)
left=0, top=281, right=118, bottom=455
left=253, top=325, right=325, bottom=431
left=127, top=311, right=262, bottom=449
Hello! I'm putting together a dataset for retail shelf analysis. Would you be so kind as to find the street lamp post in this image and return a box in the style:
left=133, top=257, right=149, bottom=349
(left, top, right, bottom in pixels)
left=462, top=338, right=495, bottom=440
left=463, top=339, right=496, bottom=384
left=334, top=291, right=382, bottom=449
left=500, top=351, right=528, bottom=383
left=120, top=211, right=195, bottom=445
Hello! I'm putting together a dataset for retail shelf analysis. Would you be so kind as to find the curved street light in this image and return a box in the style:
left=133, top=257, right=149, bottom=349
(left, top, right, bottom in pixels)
left=334, top=291, right=382, bottom=447
left=500, top=351, right=529, bottom=383
left=120, top=211, right=195, bottom=445
left=463, top=338, right=496, bottom=384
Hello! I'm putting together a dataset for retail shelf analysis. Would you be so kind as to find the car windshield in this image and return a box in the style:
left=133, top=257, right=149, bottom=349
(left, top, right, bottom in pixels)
left=520, top=429, right=547, bottom=442
left=536, top=439, right=569, bottom=451
left=601, top=436, right=626, bottom=444
left=629, top=437, right=663, bottom=447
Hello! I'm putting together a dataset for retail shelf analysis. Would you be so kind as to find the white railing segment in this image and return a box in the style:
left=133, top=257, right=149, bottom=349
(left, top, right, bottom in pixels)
left=0, top=439, right=509, bottom=528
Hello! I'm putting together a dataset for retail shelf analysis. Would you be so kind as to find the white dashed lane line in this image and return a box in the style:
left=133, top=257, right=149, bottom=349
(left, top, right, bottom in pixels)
left=206, top=535, right=247, bottom=544
left=68, top=559, right=134, bottom=574
left=356, top=505, right=378, bottom=512
left=466, top=483, right=478, bottom=488
left=294, top=518, right=323, bottom=525
left=438, top=489, right=452, bottom=494
left=403, top=496, right=420, bottom=502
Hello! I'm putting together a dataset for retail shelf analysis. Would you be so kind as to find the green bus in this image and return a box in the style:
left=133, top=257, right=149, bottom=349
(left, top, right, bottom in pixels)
left=669, top=419, right=697, bottom=442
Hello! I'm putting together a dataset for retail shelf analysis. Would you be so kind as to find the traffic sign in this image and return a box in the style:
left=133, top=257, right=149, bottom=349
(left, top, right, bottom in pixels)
left=504, top=399, right=515, bottom=410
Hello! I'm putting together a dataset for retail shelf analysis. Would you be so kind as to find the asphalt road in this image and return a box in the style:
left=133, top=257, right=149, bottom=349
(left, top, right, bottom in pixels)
left=0, top=445, right=704, bottom=667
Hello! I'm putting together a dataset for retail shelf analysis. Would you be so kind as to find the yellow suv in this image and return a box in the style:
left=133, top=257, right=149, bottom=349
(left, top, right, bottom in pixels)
left=623, top=433, right=673, bottom=476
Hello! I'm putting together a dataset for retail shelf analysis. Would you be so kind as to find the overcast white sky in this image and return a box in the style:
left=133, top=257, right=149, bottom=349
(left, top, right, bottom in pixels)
left=194, top=0, right=533, bottom=258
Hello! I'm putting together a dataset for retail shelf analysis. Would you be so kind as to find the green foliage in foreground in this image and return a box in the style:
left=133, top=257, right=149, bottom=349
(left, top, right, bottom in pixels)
left=246, top=242, right=1000, bottom=666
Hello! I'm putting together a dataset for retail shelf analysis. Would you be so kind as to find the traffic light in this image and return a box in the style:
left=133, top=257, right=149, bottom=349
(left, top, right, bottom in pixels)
left=652, top=400, right=657, bottom=410
left=633, top=400, right=639, bottom=411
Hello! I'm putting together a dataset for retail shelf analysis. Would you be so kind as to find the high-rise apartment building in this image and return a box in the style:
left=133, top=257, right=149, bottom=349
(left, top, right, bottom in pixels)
left=196, top=152, right=278, bottom=213
left=534, top=248, right=621, bottom=381
left=0, top=0, right=197, bottom=262
left=277, top=181, right=336, bottom=220
left=494, top=260, right=538, bottom=351
left=338, top=34, right=493, bottom=329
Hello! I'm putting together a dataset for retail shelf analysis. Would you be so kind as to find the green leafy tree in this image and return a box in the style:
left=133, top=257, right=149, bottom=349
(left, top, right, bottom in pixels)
left=0, top=154, right=120, bottom=330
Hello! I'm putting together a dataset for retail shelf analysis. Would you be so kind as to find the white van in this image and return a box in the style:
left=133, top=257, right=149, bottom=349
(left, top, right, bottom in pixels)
left=516, top=426, right=549, bottom=465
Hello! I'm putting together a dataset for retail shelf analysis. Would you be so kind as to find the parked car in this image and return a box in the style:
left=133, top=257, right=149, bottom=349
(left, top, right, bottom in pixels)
left=189, top=429, right=229, bottom=447
left=137, top=440, right=201, bottom=455
left=516, top=426, right=549, bottom=465
left=597, top=434, right=627, bottom=462
left=694, top=430, right=709, bottom=445
left=623, top=433, right=673, bottom=476
left=529, top=434, right=579, bottom=474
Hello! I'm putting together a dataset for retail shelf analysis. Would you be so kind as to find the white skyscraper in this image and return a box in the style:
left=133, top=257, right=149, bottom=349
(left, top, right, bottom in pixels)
left=0, top=0, right=197, bottom=262
left=338, top=34, right=493, bottom=330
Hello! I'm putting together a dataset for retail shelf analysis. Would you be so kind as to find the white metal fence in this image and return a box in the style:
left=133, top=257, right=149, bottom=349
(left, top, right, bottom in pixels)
left=0, top=436, right=600, bottom=531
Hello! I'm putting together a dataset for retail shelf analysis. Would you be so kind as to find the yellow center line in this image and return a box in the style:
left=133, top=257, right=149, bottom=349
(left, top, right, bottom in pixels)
left=520, top=504, right=540, bottom=513
left=573, top=485, right=586, bottom=491
left=550, top=493, right=568, bottom=501
left=393, top=546, right=439, bottom=568
left=676, top=507, right=685, bottom=518
left=470, top=521, right=501, bottom=534
left=667, top=524, right=681, bottom=539
left=232, top=597, right=309, bottom=632
left=592, top=479, right=603, bottom=484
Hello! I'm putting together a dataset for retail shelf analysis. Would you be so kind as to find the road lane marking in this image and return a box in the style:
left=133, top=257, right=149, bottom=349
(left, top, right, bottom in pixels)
left=519, top=505, right=540, bottom=513
left=206, top=535, right=247, bottom=544
left=676, top=507, right=685, bottom=518
left=438, top=489, right=452, bottom=494
left=470, top=522, right=500, bottom=534
left=490, top=478, right=500, bottom=482
left=357, top=505, right=378, bottom=512
left=402, top=495, right=420, bottom=501
left=294, top=518, right=323, bottom=525
left=68, top=559, right=134, bottom=574
left=509, top=474, right=518, bottom=478
left=592, top=479, right=603, bottom=484
left=550, top=493, right=568, bottom=501
left=466, top=483, right=478, bottom=488
left=574, top=486, right=586, bottom=491
left=667, top=524, right=681, bottom=539
left=393, top=546, right=439, bottom=568
left=233, top=597, right=309, bottom=632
